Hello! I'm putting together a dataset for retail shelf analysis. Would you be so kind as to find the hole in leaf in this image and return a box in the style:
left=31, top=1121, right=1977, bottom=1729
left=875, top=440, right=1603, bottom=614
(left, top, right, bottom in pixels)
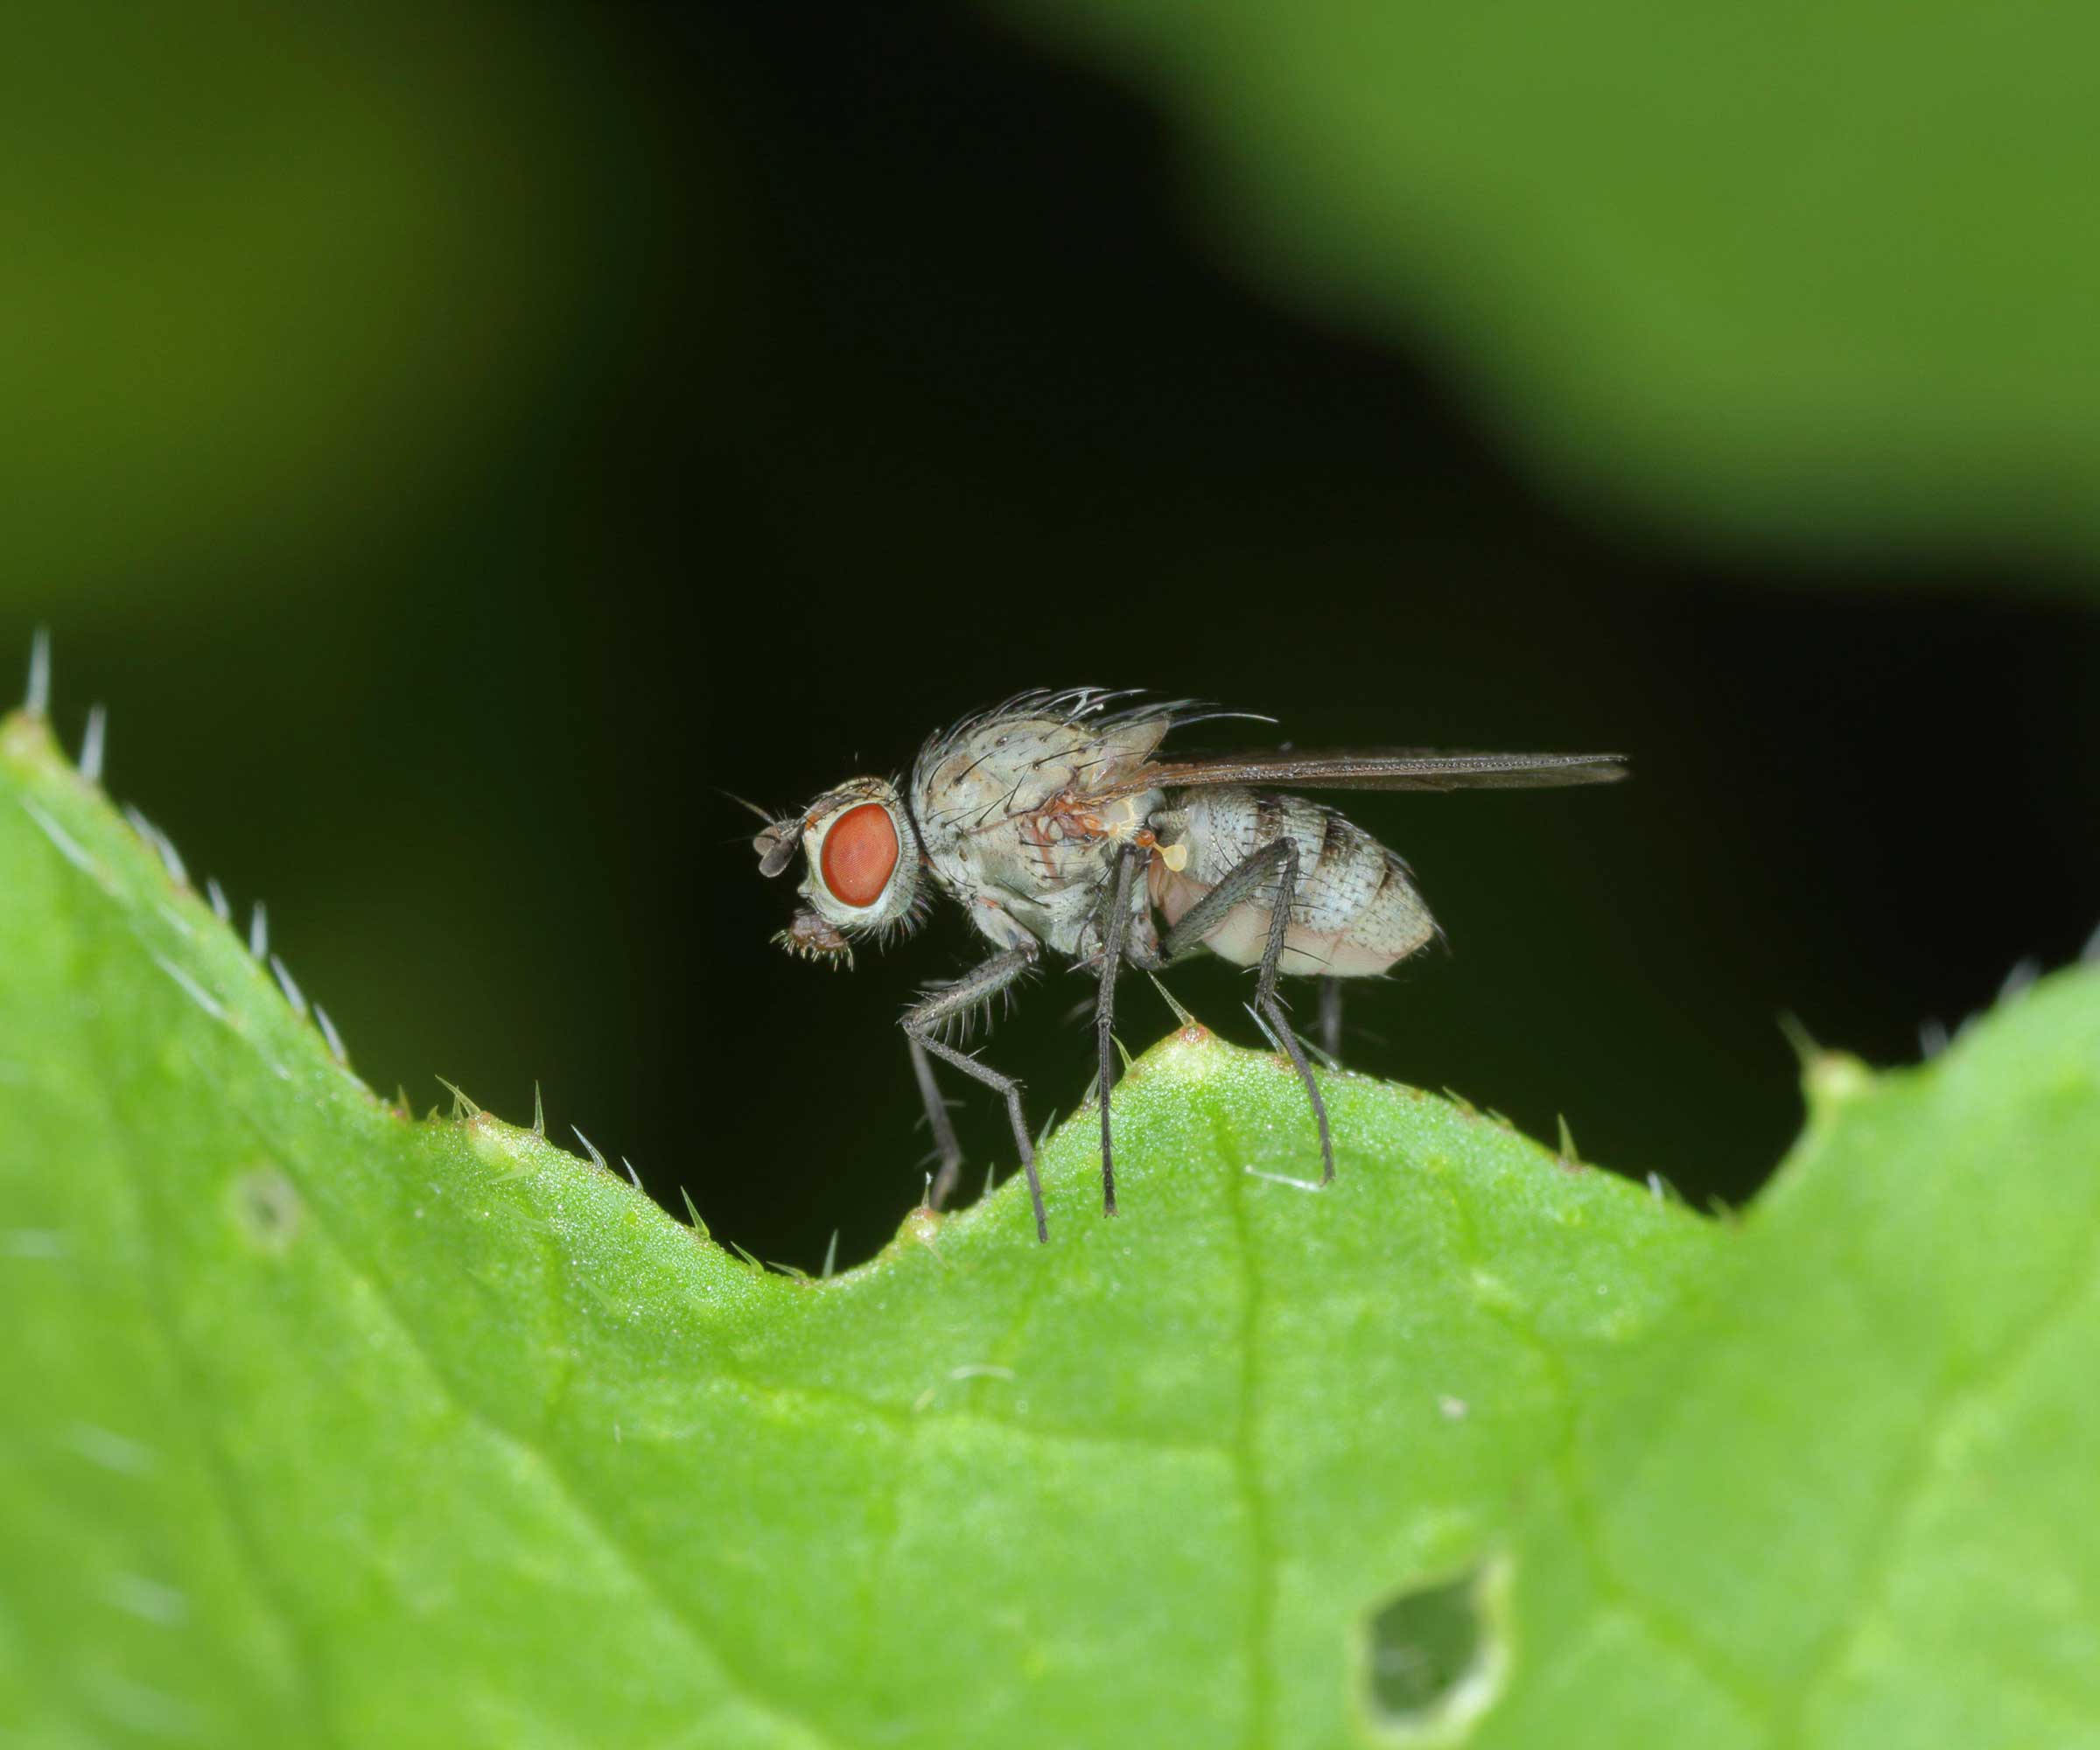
left=1359, top=1557, right=1510, bottom=1741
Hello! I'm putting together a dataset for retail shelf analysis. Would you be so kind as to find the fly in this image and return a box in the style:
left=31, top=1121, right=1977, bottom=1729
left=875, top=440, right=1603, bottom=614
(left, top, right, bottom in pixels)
left=748, top=688, right=1626, bottom=1242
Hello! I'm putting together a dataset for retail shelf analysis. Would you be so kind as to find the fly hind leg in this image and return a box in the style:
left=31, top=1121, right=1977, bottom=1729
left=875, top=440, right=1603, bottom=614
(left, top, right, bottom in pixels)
left=1156, top=838, right=1335, bottom=1185
left=901, top=945, right=1050, bottom=1241
left=1250, top=844, right=1335, bottom=1183
left=1090, top=844, right=1144, bottom=1219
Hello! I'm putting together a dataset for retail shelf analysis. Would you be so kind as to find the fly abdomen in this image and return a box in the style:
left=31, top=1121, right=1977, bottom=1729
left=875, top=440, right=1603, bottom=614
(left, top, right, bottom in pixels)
left=1148, top=786, right=1438, bottom=977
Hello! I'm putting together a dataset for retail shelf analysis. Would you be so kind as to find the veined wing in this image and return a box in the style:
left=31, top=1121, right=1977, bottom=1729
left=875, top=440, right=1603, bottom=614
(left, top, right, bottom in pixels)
left=1095, top=748, right=1628, bottom=799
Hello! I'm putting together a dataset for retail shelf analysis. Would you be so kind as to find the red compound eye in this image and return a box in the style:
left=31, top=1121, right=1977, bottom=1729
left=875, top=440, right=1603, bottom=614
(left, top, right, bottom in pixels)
left=819, top=803, right=899, bottom=907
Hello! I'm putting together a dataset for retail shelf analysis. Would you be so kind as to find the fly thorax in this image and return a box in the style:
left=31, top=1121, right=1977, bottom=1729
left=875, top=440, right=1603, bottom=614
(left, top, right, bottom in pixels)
left=914, top=725, right=1068, bottom=844
left=908, top=703, right=1180, bottom=960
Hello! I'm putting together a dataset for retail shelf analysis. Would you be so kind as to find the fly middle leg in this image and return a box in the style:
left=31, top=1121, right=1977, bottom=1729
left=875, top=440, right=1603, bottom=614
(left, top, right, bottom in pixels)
left=1146, top=836, right=1335, bottom=1184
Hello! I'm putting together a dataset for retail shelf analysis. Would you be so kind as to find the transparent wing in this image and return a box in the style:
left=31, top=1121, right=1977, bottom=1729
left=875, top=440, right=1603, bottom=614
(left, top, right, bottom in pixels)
left=1096, top=748, right=1628, bottom=800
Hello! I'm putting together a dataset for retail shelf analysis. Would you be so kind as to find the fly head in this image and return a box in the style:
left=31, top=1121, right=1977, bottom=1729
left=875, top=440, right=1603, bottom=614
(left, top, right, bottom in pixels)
left=752, top=775, right=925, bottom=965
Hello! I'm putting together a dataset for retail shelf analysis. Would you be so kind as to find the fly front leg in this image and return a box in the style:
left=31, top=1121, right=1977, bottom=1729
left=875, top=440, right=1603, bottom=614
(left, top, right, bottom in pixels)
left=907, top=1035, right=965, bottom=1210
left=1157, top=836, right=1335, bottom=1185
left=1091, top=844, right=1144, bottom=1219
left=901, top=944, right=1050, bottom=1241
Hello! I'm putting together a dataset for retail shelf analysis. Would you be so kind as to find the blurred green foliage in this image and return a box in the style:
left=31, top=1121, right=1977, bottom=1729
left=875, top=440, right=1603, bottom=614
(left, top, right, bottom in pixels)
left=0, top=5, right=632, bottom=616
left=992, top=0, right=2100, bottom=576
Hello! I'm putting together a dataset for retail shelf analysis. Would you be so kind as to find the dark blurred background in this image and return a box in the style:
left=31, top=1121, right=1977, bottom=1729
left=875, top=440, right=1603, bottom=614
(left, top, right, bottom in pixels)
left=14, top=4, right=2098, bottom=1269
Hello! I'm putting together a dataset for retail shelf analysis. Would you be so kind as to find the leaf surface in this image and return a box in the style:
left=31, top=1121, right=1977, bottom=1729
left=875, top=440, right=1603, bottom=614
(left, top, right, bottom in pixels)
left=2, top=710, right=2093, bottom=1747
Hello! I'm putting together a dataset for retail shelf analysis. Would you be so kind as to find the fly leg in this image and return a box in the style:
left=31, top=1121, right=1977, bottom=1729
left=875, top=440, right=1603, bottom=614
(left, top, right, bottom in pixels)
left=901, top=945, right=1050, bottom=1242
left=1319, top=977, right=1343, bottom=1062
left=1092, top=844, right=1143, bottom=1219
left=1254, top=845, right=1334, bottom=1183
left=907, top=1035, right=965, bottom=1209
left=1154, top=837, right=1294, bottom=964
left=1157, top=837, right=1335, bottom=1184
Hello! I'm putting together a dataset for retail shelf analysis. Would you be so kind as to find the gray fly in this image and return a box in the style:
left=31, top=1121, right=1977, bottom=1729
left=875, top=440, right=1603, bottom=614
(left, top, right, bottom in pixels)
left=750, top=688, right=1625, bottom=1242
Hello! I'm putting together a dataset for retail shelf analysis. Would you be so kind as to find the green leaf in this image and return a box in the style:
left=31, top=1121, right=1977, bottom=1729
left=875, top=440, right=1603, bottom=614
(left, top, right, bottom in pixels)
left=3, top=701, right=2096, bottom=1748
left=0, top=707, right=1715, bottom=1746
left=984, top=0, right=2100, bottom=578
left=1472, top=978, right=2100, bottom=1749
